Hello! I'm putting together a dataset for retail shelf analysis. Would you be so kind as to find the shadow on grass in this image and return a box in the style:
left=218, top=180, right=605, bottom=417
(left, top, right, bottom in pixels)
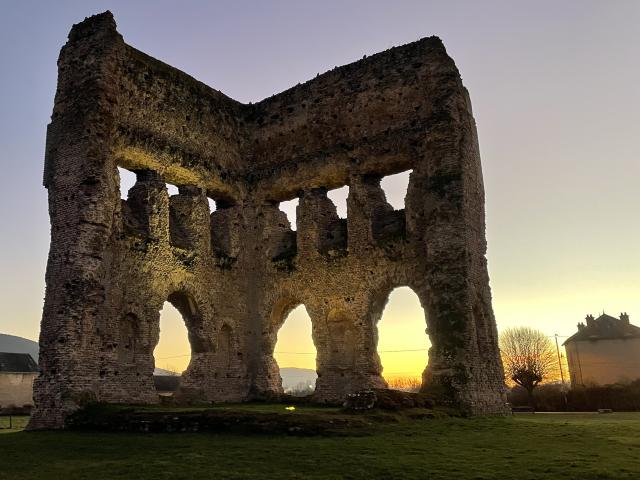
left=3, top=412, right=640, bottom=479
left=64, top=402, right=448, bottom=436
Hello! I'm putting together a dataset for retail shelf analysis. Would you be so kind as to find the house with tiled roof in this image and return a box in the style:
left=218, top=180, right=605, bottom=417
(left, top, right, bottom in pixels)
left=0, top=352, right=38, bottom=409
left=564, top=313, right=640, bottom=386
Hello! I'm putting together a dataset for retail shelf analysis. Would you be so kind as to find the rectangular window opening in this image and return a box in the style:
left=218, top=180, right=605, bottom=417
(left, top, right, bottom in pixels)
left=380, top=170, right=412, bottom=210
left=278, top=198, right=299, bottom=231
left=166, top=183, right=179, bottom=196
left=117, top=166, right=137, bottom=201
left=327, top=185, right=349, bottom=218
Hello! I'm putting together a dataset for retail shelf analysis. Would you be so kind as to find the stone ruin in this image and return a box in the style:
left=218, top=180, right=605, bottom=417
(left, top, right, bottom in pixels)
left=30, top=12, right=507, bottom=429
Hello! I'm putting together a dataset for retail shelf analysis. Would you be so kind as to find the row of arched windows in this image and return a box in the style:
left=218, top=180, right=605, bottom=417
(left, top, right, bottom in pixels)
left=152, top=287, right=429, bottom=394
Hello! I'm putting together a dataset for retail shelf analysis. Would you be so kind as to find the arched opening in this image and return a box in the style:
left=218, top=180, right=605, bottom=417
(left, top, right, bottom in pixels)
left=377, top=287, right=430, bottom=392
left=274, top=305, right=317, bottom=396
left=153, top=301, right=191, bottom=376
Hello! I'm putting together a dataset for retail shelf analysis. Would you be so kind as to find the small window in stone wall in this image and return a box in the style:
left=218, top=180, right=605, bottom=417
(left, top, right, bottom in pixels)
left=168, top=185, right=189, bottom=249
left=327, top=185, right=349, bottom=218
left=271, top=198, right=299, bottom=268
left=118, top=166, right=137, bottom=200
left=279, top=198, right=299, bottom=230
left=209, top=196, right=239, bottom=264
left=373, top=170, right=411, bottom=242
left=380, top=170, right=412, bottom=210
left=166, top=183, right=179, bottom=196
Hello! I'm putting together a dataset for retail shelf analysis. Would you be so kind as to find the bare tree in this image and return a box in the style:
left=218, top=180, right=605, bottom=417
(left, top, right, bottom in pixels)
left=386, top=376, right=422, bottom=393
left=500, top=327, right=558, bottom=407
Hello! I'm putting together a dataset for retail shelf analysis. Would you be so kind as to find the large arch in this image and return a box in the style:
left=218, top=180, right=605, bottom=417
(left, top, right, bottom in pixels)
left=260, top=295, right=317, bottom=397
left=366, top=280, right=437, bottom=392
left=376, top=287, right=431, bottom=391
left=164, top=291, right=209, bottom=356
left=153, top=301, right=190, bottom=375
left=148, top=288, right=219, bottom=402
left=32, top=12, right=507, bottom=429
left=274, top=305, right=317, bottom=395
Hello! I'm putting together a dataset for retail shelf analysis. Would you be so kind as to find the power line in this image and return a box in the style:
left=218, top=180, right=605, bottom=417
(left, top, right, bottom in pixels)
left=157, top=332, right=573, bottom=361
left=275, top=348, right=428, bottom=355
left=156, top=354, right=191, bottom=360
left=157, top=347, right=429, bottom=360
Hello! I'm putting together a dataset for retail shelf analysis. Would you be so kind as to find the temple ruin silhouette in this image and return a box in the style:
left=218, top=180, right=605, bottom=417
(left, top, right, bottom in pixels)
left=30, top=12, right=507, bottom=428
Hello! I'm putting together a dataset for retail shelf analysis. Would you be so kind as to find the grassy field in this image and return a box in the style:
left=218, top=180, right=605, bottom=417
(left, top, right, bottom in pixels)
left=0, top=409, right=639, bottom=479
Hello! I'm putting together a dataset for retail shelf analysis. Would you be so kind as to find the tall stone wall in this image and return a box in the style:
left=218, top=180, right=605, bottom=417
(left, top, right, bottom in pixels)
left=30, top=11, right=507, bottom=429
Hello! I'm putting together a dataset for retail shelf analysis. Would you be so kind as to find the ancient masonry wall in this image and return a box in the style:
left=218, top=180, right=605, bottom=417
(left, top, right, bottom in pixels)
left=30, top=11, right=507, bottom=429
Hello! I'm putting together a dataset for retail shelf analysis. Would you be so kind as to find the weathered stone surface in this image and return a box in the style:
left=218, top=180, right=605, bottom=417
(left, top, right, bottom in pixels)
left=66, top=404, right=375, bottom=436
left=343, top=389, right=435, bottom=412
left=30, top=11, right=507, bottom=429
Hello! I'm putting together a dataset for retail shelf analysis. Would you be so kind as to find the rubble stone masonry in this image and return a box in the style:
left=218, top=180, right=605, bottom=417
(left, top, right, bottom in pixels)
left=30, top=12, right=507, bottom=428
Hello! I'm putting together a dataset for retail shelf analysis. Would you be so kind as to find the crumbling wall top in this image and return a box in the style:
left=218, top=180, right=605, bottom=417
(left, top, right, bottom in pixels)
left=54, top=12, right=465, bottom=204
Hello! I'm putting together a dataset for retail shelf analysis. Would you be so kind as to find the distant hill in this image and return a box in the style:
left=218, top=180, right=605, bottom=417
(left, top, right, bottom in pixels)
left=0, top=334, right=39, bottom=363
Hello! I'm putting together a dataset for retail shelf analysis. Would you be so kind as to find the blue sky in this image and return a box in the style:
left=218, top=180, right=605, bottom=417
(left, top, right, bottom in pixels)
left=0, top=2, right=638, bottom=359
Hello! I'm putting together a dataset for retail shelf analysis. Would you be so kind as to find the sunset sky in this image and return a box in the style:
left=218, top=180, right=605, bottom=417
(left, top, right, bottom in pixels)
left=1, top=1, right=638, bottom=378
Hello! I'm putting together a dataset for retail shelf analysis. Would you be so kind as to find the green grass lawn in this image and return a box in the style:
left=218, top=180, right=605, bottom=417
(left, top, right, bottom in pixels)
left=0, top=411, right=639, bottom=479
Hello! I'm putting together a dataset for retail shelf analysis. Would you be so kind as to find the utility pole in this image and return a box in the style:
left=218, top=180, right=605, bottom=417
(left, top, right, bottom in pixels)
left=554, top=334, right=565, bottom=384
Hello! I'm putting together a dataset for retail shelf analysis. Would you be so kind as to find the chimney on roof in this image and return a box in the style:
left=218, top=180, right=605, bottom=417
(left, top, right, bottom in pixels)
left=585, top=314, right=595, bottom=327
left=620, top=312, right=630, bottom=325
left=577, top=322, right=585, bottom=331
